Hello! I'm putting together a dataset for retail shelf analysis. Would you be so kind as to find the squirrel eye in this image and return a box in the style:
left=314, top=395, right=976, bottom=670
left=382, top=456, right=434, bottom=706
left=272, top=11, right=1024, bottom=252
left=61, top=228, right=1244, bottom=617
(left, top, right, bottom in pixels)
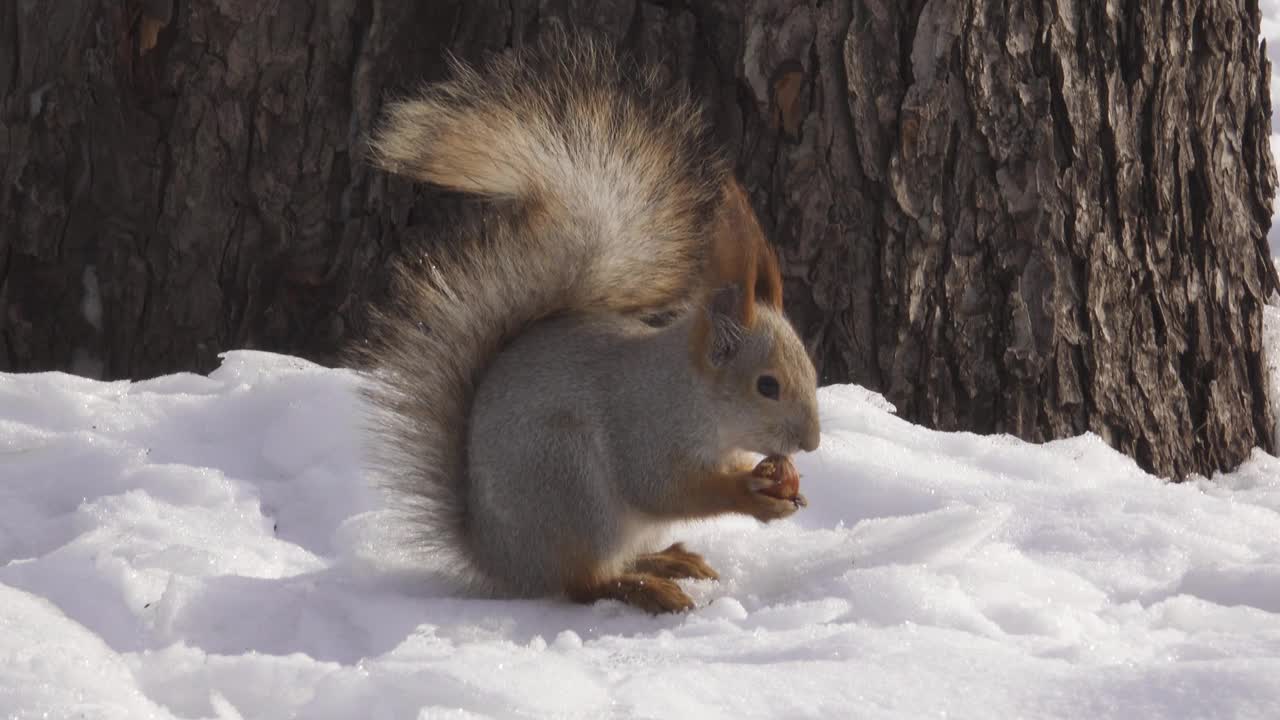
left=756, top=375, right=780, bottom=400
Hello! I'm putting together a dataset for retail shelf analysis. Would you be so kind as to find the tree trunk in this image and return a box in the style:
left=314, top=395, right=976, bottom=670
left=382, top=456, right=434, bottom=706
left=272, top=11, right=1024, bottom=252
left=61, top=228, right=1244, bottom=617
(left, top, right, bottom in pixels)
left=2, top=0, right=1275, bottom=480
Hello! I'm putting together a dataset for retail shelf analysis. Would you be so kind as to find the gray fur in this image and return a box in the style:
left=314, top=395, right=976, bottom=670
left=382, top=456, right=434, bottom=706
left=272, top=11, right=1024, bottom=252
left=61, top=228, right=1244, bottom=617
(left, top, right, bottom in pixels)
left=468, top=306, right=819, bottom=595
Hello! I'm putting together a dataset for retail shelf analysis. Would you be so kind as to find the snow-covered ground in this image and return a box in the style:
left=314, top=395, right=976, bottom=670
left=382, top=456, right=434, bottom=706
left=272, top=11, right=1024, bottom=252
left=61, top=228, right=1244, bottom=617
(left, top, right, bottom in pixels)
left=3, top=350, right=1280, bottom=719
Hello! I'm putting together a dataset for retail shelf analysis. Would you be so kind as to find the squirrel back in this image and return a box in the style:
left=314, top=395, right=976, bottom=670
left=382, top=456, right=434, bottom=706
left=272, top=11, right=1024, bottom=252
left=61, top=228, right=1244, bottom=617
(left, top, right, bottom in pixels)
left=357, top=29, right=819, bottom=606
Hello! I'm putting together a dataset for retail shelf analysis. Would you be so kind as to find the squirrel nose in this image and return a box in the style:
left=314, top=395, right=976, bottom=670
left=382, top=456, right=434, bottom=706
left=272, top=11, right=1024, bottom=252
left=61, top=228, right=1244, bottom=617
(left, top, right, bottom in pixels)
left=800, top=423, right=820, bottom=452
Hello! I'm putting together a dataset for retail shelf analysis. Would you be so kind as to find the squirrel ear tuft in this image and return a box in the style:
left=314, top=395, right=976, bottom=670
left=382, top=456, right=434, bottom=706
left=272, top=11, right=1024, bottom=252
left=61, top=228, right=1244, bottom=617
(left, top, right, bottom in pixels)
left=710, top=179, right=784, bottom=324
left=707, top=284, right=744, bottom=367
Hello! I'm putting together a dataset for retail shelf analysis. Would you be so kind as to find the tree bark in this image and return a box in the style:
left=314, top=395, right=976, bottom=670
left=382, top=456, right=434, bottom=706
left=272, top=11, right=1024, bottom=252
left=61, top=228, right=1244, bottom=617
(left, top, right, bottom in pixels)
left=2, top=0, right=1275, bottom=480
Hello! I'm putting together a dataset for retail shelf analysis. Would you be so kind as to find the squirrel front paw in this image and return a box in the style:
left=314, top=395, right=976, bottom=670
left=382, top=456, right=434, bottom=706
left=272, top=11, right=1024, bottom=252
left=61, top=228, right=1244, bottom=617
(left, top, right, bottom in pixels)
left=744, top=455, right=807, bottom=522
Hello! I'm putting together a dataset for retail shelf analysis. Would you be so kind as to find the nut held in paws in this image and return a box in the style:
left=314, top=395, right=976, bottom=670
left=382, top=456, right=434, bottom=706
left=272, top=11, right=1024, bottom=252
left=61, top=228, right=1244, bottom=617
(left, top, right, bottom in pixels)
left=753, top=454, right=801, bottom=501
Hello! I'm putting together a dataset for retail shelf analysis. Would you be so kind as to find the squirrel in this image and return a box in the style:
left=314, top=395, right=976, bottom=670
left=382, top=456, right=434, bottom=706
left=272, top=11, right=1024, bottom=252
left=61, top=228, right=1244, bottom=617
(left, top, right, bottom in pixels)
left=356, top=28, right=821, bottom=614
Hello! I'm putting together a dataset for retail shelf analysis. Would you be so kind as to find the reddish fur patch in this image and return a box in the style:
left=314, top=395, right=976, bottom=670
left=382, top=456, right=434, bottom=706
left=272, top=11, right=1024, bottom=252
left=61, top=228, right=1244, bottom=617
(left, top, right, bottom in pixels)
left=708, top=179, right=785, bottom=323
left=630, top=542, right=719, bottom=580
left=691, top=178, right=787, bottom=371
left=657, top=460, right=804, bottom=524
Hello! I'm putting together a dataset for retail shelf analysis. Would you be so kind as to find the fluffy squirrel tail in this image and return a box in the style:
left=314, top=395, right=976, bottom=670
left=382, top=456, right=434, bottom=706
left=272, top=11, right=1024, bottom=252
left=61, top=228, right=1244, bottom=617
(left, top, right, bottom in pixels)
left=369, top=30, right=727, bottom=313
left=356, top=30, right=728, bottom=584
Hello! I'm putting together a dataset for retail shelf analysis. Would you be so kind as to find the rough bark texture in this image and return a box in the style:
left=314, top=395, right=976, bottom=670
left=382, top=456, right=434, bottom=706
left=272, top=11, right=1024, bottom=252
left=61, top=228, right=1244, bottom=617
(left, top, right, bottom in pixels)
left=2, top=0, right=1276, bottom=479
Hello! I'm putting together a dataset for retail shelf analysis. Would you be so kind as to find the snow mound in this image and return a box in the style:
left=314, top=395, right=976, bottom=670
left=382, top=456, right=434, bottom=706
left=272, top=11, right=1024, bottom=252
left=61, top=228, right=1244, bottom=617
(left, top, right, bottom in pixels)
left=2, top=351, right=1280, bottom=719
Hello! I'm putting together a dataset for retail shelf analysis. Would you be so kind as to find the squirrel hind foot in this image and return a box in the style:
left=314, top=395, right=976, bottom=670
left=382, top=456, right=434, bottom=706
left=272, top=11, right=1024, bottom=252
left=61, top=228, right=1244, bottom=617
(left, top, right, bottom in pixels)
left=566, top=572, right=696, bottom=615
left=629, top=543, right=719, bottom=581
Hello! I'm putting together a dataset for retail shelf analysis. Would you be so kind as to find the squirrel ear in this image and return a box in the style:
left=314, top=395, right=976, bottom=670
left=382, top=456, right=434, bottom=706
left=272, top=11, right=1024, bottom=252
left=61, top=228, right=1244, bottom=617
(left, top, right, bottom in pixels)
left=710, top=179, right=784, bottom=324
left=707, top=284, right=745, bottom=367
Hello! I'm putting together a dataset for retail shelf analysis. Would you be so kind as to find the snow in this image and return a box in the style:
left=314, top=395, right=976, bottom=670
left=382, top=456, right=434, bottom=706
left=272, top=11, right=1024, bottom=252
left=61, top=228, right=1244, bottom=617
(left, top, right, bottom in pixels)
left=3, top=350, right=1280, bottom=719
